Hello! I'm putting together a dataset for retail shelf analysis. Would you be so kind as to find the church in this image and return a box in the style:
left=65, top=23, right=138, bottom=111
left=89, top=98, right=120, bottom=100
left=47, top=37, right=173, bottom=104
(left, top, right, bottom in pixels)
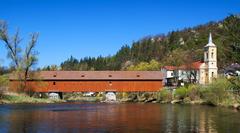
left=161, top=33, right=218, bottom=85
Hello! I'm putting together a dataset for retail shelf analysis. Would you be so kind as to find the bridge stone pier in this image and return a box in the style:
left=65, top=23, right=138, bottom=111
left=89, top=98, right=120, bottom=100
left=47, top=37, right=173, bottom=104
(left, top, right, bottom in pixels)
left=105, top=92, right=117, bottom=101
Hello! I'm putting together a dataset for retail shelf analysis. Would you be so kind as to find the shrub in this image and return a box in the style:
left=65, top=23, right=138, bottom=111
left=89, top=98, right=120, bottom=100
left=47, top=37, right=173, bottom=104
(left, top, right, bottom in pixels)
left=116, top=92, right=131, bottom=99
left=174, top=86, right=187, bottom=100
left=128, top=93, right=138, bottom=101
left=186, top=84, right=201, bottom=101
left=116, top=92, right=123, bottom=99
left=142, top=92, right=150, bottom=99
left=0, top=75, right=8, bottom=99
left=0, top=88, right=3, bottom=99
left=122, top=92, right=129, bottom=99
left=228, top=76, right=240, bottom=95
left=158, top=89, right=172, bottom=102
left=200, top=77, right=231, bottom=105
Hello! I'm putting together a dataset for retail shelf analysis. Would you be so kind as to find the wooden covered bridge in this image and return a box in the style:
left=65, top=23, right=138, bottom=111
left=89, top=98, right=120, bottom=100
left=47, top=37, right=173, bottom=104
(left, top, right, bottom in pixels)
left=9, top=71, right=163, bottom=93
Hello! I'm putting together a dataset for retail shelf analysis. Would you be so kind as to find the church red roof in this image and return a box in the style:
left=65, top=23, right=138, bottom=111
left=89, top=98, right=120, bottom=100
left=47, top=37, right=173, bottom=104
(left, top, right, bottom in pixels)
left=162, top=66, right=177, bottom=71
left=162, top=61, right=204, bottom=71
left=178, top=61, right=204, bottom=70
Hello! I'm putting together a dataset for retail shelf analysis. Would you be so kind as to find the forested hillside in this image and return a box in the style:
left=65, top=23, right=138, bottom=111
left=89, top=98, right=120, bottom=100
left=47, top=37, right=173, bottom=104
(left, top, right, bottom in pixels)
left=43, top=15, right=240, bottom=71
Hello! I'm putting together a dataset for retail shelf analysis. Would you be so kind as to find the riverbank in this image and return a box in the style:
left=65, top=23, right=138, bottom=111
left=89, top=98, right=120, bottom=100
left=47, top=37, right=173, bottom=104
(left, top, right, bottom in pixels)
left=0, top=92, right=65, bottom=104
left=1, top=91, right=239, bottom=111
left=63, top=91, right=240, bottom=110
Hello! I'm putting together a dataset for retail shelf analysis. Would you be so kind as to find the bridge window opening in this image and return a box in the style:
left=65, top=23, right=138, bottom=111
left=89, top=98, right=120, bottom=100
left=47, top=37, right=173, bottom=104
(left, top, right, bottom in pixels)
left=137, top=75, right=140, bottom=77
left=53, top=82, right=56, bottom=85
left=108, top=75, right=112, bottom=77
left=212, top=72, right=214, bottom=77
left=81, top=75, right=85, bottom=77
left=109, top=81, right=112, bottom=86
left=53, top=74, right=56, bottom=77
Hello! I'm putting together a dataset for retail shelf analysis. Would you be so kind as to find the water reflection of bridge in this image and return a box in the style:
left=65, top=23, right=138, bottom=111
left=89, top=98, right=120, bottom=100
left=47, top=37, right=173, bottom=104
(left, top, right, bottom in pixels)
left=3, top=104, right=240, bottom=132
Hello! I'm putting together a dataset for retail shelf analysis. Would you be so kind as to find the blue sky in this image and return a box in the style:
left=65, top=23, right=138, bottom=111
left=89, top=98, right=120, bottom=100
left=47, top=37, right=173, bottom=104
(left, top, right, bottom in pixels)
left=0, top=0, right=239, bottom=68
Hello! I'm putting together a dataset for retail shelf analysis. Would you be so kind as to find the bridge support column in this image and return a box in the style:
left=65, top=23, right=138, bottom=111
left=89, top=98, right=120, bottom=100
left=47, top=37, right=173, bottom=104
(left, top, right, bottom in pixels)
left=48, top=92, right=61, bottom=99
left=105, top=92, right=116, bottom=102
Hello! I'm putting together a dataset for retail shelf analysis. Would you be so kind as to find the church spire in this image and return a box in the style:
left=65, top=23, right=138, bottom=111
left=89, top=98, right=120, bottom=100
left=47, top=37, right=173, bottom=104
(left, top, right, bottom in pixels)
left=209, top=32, right=212, bottom=44
left=205, top=32, right=215, bottom=47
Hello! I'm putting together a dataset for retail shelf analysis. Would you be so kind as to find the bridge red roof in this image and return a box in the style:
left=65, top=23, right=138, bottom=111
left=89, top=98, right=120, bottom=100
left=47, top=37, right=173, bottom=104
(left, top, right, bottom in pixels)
left=10, top=71, right=163, bottom=81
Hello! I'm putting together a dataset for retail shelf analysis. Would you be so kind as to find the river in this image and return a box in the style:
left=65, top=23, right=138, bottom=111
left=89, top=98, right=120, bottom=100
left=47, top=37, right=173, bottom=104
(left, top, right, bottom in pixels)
left=0, top=103, right=239, bottom=133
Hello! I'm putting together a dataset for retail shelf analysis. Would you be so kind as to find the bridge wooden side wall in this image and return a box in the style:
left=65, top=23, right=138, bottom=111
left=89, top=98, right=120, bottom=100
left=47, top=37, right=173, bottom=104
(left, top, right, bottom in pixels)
left=9, top=80, right=163, bottom=92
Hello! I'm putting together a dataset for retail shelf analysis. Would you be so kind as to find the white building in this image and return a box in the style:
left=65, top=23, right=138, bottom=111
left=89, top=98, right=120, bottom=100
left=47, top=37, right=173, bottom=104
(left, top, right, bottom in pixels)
left=161, top=33, right=218, bottom=85
left=161, top=66, right=177, bottom=86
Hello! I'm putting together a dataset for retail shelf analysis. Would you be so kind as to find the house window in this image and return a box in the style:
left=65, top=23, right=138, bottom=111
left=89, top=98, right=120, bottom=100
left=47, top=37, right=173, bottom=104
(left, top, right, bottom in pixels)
left=137, top=75, right=140, bottom=77
left=81, top=75, right=85, bottom=77
left=212, top=72, right=214, bottom=77
left=171, top=72, right=173, bottom=76
left=206, top=53, right=208, bottom=59
left=53, top=74, right=56, bottom=77
left=211, top=52, right=214, bottom=58
left=108, top=75, right=112, bottom=77
left=53, top=82, right=56, bottom=85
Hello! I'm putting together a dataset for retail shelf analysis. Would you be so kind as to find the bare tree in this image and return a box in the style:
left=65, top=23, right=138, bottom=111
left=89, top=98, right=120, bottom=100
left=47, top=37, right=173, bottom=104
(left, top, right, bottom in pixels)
left=0, top=21, right=21, bottom=68
left=0, top=20, right=39, bottom=94
left=184, top=50, right=198, bottom=84
left=23, top=33, right=38, bottom=94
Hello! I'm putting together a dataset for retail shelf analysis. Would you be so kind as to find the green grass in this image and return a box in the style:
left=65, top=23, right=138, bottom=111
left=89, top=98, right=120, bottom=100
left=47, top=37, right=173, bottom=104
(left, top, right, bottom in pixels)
left=0, top=92, right=64, bottom=104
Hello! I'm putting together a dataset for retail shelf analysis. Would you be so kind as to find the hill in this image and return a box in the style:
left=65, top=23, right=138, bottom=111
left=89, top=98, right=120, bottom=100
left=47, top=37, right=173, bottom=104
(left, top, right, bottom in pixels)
left=44, top=15, right=240, bottom=71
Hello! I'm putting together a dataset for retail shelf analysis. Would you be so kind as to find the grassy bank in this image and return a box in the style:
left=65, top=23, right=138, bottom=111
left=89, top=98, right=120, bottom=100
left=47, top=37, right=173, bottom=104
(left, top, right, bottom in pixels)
left=63, top=92, right=105, bottom=102
left=106, top=77, right=240, bottom=110
left=0, top=75, right=65, bottom=104
left=0, top=92, right=65, bottom=104
left=158, top=77, right=240, bottom=110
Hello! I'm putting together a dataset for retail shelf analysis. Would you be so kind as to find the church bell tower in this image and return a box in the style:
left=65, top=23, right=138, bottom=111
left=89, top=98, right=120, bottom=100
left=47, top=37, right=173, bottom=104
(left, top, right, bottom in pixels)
left=204, top=33, right=218, bottom=83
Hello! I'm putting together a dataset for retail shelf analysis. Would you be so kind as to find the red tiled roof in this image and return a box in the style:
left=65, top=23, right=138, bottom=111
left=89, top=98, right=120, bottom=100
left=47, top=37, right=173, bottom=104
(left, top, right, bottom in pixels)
left=163, top=61, right=204, bottom=71
left=178, top=61, right=204, bottom=70
left=162, top=66, right=177, bottom=71
left=9, top=71, right=163, bottom=81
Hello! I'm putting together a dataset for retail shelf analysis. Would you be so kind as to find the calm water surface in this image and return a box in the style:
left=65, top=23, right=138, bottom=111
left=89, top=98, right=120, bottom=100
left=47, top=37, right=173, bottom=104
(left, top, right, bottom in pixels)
left=0, top=103, right=239, bottom=133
